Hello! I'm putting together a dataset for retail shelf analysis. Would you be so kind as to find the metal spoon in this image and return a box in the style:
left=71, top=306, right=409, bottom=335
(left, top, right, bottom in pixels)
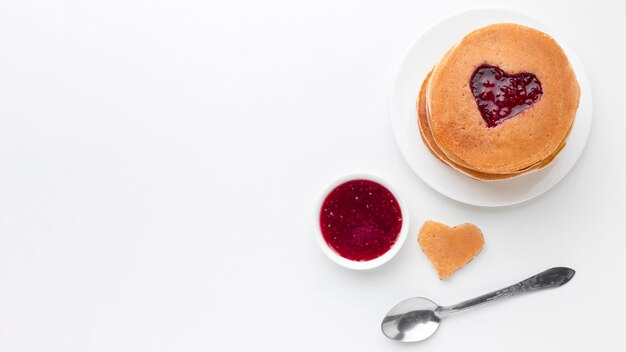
left=381, top=267, right=575, bottom=342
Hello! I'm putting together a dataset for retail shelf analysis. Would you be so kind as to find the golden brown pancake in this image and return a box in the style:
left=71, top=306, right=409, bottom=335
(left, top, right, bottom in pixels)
left=418, top=220, right=484, bottom=280
left=417, top=70, right=567, bottom=180
left=427, top=23, right=580, bottom=174
left=425, top=45, right=528, bottom=173
left=425, top=44, right=482, bottom=171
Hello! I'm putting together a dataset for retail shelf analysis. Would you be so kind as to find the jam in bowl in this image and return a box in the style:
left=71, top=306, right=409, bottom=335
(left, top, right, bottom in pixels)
left=315, top=174, right=409, bottom=270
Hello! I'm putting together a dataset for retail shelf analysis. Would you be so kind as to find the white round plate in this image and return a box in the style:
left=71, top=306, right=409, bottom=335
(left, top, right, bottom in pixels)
left=390, top=8, right=592, bottom=207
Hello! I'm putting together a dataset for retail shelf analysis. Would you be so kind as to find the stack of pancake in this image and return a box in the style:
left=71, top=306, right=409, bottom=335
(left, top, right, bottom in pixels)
left=417, top=23, right=580, bottom=180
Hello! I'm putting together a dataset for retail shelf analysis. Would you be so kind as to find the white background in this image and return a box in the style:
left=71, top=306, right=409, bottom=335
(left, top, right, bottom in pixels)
left=0, top=0, right=624, bottom=351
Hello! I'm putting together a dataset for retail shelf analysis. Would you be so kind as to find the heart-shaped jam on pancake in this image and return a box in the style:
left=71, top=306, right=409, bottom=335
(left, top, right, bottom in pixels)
left=470, top=65, right=542, bottom=128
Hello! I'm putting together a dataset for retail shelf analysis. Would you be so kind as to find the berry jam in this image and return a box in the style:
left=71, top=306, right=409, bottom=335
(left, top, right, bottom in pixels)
left=319, top=180, right=402, bottom=262
left=470, top=65, right=542, bottom=127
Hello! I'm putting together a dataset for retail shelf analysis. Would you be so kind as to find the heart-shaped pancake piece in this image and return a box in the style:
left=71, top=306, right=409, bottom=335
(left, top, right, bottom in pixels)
left=470, top=65, right=542, bottom=127
left=418, top=220, right=484, bottom=280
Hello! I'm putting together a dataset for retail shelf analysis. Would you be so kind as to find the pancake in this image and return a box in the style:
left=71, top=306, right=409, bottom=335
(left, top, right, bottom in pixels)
left=427, top=23, right=580, bottom=174
left=417, top=70, right=567, bottom=180
left=425, top=45, right=484, bottom=171
left=418, top=220, right=484, bottom=280
left=425, top=47, right=536, bottom=174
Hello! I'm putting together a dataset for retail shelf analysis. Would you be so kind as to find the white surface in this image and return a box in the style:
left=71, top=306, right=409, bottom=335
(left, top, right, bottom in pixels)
left=391, top=9, right=592, bottom=206
left=314, top=173, right=410, bottom=270
left=0, top=1, right=624, bottom=351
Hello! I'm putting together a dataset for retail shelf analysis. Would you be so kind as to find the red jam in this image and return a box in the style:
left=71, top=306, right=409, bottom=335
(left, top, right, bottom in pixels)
left=470, top=65, right=542, bottom=127
left=319, top=179, right=402, bottom=262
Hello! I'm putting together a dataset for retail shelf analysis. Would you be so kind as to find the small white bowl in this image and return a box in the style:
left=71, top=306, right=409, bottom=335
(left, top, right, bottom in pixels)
left=314, top=173, right=410, bottom=270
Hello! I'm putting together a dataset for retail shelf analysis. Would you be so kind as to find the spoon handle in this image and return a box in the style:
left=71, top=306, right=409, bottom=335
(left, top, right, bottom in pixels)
left=437, top=267, right=575, bottom=318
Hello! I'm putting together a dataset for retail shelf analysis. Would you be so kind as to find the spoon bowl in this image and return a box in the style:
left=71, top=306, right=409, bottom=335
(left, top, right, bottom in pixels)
left=381, top=297, right=441, bottom=342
